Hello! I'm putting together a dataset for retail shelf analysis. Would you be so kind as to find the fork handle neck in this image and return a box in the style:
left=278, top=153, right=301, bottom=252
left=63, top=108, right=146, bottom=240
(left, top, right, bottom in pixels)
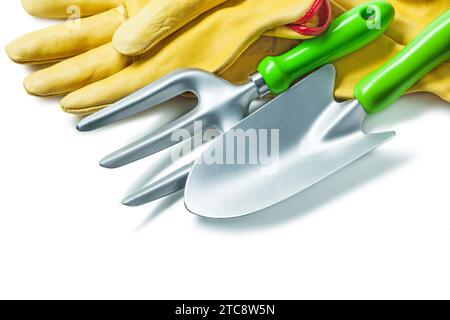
left=250, top=72, right=271, bottom=97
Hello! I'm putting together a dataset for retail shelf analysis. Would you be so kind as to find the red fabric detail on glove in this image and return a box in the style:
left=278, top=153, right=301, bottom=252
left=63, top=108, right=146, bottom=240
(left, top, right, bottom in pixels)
left=287, top=0, right=332, bottom=37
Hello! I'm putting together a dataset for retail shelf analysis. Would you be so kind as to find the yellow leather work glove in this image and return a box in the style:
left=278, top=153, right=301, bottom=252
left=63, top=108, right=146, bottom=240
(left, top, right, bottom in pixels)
left=6, top=0, right=329, bottom=115
left=13, top=0, right=229, bottom=62
left=331, top=0, right=449, bottom=102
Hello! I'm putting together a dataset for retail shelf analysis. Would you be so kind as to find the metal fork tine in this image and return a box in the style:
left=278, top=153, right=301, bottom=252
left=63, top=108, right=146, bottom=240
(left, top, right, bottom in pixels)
left=77, top=69, right=201, bottom=132
left=122, top=162, right=193, bottom=206
left=100, top=110, right=209, bottom=168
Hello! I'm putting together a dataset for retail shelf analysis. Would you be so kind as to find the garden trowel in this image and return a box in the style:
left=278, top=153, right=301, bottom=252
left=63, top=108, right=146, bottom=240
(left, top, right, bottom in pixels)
left=185, top=10, right=450, bottom=218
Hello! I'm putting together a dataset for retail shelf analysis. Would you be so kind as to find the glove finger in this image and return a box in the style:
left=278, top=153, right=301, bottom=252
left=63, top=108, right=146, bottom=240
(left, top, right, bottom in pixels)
left=21, top=0, right=125, bottom=18
left=6, top=8, right=125, bottom=64
left=24, top=43, right=131, bottom=97
left=61, top=0, right=317, bottom=114
left=113, top=0, right=228, bottom=56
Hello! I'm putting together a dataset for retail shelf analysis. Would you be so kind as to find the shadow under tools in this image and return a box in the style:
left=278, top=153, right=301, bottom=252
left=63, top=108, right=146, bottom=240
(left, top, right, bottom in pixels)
left=196, top=150, right=410, bottom=232
left=126, top=129, right=217, bottom=194
left=135, top=190, right=184, bottom=231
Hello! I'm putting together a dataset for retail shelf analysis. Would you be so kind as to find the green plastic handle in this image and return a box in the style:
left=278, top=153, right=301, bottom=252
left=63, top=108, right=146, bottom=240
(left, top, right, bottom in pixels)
left=258, top=1, right=395, bottom=94
left=355, top=10, right=450, bottom=113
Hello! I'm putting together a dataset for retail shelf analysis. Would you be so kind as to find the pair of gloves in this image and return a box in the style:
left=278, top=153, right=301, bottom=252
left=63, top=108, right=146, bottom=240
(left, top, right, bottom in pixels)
left=6, top=0, right=449, bottom=116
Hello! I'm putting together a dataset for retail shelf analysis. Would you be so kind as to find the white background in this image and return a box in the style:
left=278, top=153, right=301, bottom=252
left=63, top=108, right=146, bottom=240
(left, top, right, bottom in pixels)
left=0, top=2, right=449, bottom=300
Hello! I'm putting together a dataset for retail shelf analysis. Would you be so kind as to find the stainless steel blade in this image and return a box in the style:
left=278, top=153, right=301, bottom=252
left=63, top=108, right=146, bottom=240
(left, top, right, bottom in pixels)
left=184, top=65, right=396, bottom=218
